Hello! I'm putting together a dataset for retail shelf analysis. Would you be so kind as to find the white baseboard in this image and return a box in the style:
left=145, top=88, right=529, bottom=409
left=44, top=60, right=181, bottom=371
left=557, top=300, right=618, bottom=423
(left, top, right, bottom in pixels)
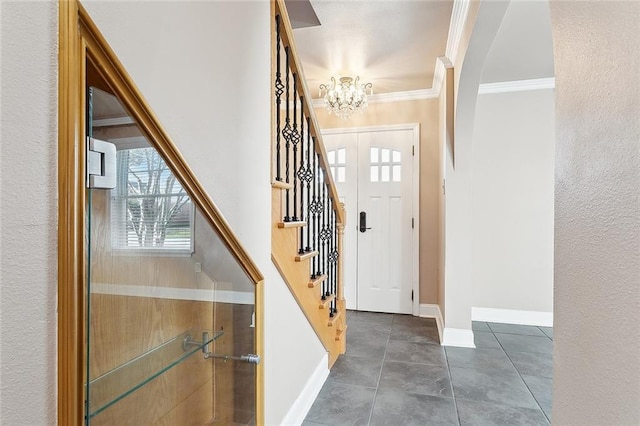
left=280, top=353, right=329, bottom=426
left=472, top=307, right=553, bottom=327
left=442, top=328, right=476, bottom=348
left=419, top=304, right=444, bottom=344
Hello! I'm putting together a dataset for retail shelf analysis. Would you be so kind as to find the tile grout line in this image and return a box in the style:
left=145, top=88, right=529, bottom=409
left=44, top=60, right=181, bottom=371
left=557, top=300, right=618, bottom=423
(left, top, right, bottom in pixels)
left=487, top=323, right=552, bottom=424
left=443, top=347, right=462, bottom=426
left=365, top=316, right=394, bottom=425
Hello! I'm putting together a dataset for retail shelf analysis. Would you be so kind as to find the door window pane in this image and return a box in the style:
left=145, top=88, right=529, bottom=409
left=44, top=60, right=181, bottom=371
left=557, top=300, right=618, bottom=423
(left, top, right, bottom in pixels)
left=393, top=165, right=401, bottom=182
left=381, top=165, right=390, bottom=182
left=370, top=166, right=379, bottom=182
left=338, top=148, right=346, bottom=164
left=370, top=147, right=379, bottom=163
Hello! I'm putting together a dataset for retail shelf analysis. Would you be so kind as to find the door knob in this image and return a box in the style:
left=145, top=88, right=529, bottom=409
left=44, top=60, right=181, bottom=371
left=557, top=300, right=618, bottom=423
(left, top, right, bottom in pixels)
left=359, top=211, right=372, bottom=233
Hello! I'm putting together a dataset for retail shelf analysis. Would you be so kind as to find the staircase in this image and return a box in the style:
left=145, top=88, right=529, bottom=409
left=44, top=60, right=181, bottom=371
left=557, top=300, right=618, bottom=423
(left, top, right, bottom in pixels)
left=271, top=0, right=347, bottom=368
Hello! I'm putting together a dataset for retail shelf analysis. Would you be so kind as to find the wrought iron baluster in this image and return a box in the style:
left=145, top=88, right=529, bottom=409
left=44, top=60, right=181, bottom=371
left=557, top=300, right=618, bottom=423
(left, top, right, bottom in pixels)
left=274, top=15, right=284, bottom=182
left=330, top=198, right=335, bottom=297
left=291, top=76, right=299, bottom=222
left=282, top=47, right=292, bottom=221
left=305, top=125, right=313, bottom=252
left=297, top=97, right=306, bottom=253
left=322, top=176, right=330, bottom=299
left=315, top=151, right=322, bottom=278
left=332, top=204, right=338, bottom=314
left=310, top=149, right=318, bottom=278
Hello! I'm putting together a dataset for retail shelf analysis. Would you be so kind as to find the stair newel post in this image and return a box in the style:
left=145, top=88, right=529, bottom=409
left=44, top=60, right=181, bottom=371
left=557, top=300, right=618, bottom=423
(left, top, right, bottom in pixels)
left=304, top=118, right=312, bottom=252
left=282, top=47, right=292, bottom=221
left=337, top=202, right=346, bottom=302
left=337, top=203, right=346, bottom=353
left=291, top=75, right=299, bottom=222
left=297, top=96, right=305, bottom=253
left=274, top=14, right=284, bottom=182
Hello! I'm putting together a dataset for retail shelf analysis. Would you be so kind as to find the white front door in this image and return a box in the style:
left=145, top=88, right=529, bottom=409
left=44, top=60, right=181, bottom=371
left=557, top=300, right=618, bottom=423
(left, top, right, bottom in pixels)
left=324, top=126, right=417, bottom=314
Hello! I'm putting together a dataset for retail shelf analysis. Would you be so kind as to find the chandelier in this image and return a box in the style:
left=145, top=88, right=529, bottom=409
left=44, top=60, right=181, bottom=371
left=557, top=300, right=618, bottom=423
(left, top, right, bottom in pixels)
left=319, top=76, right=373, bottom=119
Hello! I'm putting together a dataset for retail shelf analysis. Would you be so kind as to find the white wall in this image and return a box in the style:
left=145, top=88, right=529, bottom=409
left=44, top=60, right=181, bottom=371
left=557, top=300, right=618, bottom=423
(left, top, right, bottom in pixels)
left=442, top=0, right=509, bottom=345
left=80, top=1, right=326, bottom=423
left=550, top=1, right=640, bottom=423
left=471, top=89, right=554, bottom=315
left=0, top=0, right=58, bottom=423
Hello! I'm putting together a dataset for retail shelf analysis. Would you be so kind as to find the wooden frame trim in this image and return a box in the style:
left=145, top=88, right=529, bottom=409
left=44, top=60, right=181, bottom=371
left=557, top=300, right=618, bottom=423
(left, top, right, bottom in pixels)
left=77, top=4, right=263, bottom=285
left=59, top=2, right=265, bottom=423
left=58, top=0, right=85, bottom=424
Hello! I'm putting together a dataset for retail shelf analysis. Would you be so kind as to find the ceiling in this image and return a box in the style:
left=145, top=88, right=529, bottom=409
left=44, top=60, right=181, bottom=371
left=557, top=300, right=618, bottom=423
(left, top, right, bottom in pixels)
left=287, top=0, right=555, bottom=97
left=289, top=0, right=454, bottom=95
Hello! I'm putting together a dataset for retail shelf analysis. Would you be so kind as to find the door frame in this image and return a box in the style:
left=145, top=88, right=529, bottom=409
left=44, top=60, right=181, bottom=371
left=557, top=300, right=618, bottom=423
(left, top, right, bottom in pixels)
left=322, top=123, right=421, bottom=316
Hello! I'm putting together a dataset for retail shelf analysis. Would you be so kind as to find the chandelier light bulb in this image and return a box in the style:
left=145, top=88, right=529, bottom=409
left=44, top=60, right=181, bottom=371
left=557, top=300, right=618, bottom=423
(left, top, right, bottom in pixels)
left=319, top=76, right=373, bottom=120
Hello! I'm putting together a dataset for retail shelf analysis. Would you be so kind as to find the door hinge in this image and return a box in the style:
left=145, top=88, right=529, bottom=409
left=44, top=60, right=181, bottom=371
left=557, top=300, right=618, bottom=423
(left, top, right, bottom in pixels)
left=412, top=145, right=415, bottom=156
left=442, top=179, right=446, bottom=195
left=86, top=137, right=117, bottom=189
left=411, top=217, right=414, bottom=229
left=411, top=290, right=414, bottom=301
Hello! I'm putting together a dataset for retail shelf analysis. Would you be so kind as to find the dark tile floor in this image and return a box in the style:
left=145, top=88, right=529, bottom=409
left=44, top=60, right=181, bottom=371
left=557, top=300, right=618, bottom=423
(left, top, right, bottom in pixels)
left=303, top=311, right=553, bottom=426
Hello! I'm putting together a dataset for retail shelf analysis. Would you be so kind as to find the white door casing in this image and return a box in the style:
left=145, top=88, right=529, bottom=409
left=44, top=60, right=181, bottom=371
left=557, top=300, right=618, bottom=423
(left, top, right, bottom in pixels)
left=323, top=124, right=420, bottom=315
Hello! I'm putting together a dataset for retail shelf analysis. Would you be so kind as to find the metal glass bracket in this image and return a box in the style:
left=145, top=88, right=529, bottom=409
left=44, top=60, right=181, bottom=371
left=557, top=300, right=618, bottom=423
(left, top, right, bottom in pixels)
left=86, top=137, right=116, bottom=189
left=204, top=352, right=261, bottom=365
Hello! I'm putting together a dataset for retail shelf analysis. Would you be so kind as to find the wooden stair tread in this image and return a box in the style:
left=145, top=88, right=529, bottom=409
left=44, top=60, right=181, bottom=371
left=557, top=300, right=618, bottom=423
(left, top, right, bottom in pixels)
left=335, top=325, right=347, bottom=341
left=278, top=221, right=306, bottom=228
left=295, top=250, right=318, bottom=262
left=328, top=310, right=342, bottom=327
left=308, top=274, right=327, bottom=288
left=272, top=180, right=293, bottom=190
left=319, top=294, right=335, bottom=309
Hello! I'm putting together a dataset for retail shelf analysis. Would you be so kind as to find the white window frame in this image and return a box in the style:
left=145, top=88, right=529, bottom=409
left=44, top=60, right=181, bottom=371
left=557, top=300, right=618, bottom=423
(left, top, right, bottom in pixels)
left=110, top=146, right=194, bottom=256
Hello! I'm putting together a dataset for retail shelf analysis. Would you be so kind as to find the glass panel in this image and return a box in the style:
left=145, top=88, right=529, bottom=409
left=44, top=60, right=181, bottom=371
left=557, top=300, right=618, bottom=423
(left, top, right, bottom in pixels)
left=393, top=165, right=401, bottom=182
left=337, top=166, right=346, bottom=183
left=330, top=166, right=336, bottom=180
left=370, top=165, right=379, bottom=182
left=393, top=150, right=401, bottom=163
left=337, top=148, right=346, bottom=164
left=381, top=165, right=390, bottom=182
left=87, top=87, right=256, bottom=425
left=370, top=147, right=378, bottom=163
left=327, top=150, right=335, bottom=165
left=381, top=148, right=390, bottom=163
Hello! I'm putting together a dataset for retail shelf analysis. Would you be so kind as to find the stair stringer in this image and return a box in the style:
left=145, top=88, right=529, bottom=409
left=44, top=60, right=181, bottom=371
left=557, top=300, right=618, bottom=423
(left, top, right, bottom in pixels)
left=271, top=188, right=344, bottom=367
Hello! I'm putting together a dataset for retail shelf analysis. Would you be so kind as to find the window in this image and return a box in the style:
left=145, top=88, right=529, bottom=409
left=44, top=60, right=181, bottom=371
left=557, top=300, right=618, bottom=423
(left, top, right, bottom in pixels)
left=370, top=147, right=401, bottom=182
left=328, top=148, right=346, bottom=183
left=111, top=147, right=194, bottom=252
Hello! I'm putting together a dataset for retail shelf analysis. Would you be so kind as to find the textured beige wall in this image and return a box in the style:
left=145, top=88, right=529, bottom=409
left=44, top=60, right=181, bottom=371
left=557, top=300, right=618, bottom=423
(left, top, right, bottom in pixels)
left=551, top=1, right=640, bottom=423
left=315, top=99, right=441, bottom=304
left=0, top=1, right=58, bottom=423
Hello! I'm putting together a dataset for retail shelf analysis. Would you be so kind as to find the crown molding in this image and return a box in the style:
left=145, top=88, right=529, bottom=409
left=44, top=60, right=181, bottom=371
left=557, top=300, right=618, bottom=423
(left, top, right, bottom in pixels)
left=478, top=77, right=555, bottom=94
left=446, top=0, right=472, bottom=65
left=429, top=0, right=469, bottom=96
